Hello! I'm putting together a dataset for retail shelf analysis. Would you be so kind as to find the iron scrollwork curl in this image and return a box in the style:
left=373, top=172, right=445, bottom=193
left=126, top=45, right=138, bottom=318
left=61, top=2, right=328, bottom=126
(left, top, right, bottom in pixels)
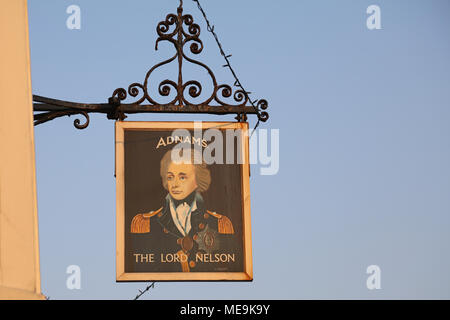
left=257, top=99, right=269, bottom=122
left=111, top=1, right=253, bottom=111
left=72, top=111, right=90, bottom=129
left=33, top=109, right=90, bottom=130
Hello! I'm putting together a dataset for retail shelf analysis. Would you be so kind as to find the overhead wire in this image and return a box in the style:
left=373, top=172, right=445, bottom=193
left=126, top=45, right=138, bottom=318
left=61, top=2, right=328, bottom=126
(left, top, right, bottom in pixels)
left=192, top=0, right=264, bottom=137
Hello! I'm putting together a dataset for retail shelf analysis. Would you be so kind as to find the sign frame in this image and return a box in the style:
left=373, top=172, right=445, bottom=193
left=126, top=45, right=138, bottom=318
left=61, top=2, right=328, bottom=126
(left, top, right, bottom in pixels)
left=115, top=121, right=252, bottom=281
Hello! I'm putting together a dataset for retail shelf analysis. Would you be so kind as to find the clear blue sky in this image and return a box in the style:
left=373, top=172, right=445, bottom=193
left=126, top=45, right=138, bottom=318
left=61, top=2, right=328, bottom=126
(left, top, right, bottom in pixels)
left=28, top=0, right=450, bottom=299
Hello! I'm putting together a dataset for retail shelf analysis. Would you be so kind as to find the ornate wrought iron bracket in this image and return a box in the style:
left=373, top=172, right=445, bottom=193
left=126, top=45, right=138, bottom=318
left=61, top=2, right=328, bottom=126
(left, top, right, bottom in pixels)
left=33, top=1, right=269, bottom=129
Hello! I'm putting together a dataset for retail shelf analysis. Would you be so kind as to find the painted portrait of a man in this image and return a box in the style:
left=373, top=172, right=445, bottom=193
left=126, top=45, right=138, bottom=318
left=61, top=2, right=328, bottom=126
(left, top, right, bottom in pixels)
left=130, top=147, right=237, bottom=272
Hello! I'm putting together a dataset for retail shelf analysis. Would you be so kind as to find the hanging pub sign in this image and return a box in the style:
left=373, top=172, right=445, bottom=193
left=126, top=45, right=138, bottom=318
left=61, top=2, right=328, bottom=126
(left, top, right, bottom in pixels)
left=115, top=121, right=252, bottom=281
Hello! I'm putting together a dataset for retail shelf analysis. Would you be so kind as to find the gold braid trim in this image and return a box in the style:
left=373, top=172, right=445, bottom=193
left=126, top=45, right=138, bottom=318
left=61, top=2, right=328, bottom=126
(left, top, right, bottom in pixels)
left=177, top=250, right=190, bottom=272
left=206, top=210, right=235, bottom=234
left=130, top=207, right=163, bottom=234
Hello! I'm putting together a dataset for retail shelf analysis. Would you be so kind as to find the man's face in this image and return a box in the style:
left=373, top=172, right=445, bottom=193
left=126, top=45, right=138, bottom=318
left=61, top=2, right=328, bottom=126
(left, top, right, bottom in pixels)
left=166, top=162, right=198, bottom=201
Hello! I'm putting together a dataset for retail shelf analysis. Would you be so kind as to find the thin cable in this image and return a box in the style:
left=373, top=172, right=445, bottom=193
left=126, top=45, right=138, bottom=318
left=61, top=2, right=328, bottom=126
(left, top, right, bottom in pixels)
left=134, top=282, right=156, bottom=300
left=192, top=0, right=262, bottom=137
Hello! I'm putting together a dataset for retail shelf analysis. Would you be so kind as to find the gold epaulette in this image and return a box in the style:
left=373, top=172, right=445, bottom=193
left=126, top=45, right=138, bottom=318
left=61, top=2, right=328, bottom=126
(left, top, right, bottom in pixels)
left=206, top=210, right=234, bottom=234
left=130, top=207, right=163, bottom=234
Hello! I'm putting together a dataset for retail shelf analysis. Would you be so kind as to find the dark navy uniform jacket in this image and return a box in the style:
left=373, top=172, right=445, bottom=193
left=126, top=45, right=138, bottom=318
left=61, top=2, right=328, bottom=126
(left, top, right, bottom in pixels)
left=126, top=192, right=242, bottom=273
